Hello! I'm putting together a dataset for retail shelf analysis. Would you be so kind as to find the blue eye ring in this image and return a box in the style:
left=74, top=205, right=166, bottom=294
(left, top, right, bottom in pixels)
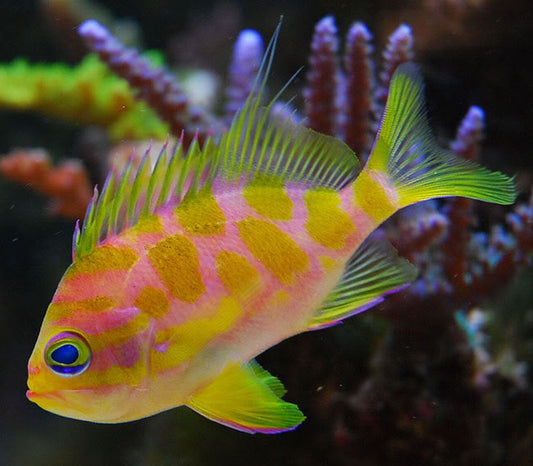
left=44, top=332, right=91, bottom=377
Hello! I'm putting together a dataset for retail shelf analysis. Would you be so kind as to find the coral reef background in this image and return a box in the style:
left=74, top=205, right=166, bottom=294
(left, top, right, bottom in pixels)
left=1, top=1, right=532, bottom=465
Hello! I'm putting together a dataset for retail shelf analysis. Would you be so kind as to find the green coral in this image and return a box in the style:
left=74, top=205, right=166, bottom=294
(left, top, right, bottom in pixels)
left=0, top=53, right=169, bottom=141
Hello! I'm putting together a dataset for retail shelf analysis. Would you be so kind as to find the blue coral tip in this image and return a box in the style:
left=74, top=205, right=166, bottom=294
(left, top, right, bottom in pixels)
left=78, top=19, right=107, bottom=39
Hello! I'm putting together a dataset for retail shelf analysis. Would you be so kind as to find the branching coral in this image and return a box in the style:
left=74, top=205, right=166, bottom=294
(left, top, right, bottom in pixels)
left=0, top=149, right=92, bottom=218
left=224, top=29, right=264, bottom=120
left=1, top=16, right=420, bottom=217
left=299, top=16, right=532, bottom=308
left=294, top=15, right=531, bottom=464
left=302, top=19, right=415, bottom=160
left=303, top=16, right=340, bottom=137
left=385, top=106, right=532, bottom=310
left=374, top=24, right=415, bottom=115
left=340, top=22, right=374, bottom=156
left=304, top=65, right=532, bottom=463
left=0, top=54, right=168, bottom=141
left=78, top=20, right=221, bottom=146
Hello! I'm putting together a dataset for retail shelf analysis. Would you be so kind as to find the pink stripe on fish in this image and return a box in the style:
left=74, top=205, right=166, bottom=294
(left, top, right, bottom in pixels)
left=54, top=270, right=132, bottom=302
left=48, top=307, right=141, bottom=335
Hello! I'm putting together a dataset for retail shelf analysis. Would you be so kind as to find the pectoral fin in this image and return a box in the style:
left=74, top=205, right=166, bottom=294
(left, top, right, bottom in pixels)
left=309, top=233, right=417, bottom=329
left=186, top=361, right=305, bottom=434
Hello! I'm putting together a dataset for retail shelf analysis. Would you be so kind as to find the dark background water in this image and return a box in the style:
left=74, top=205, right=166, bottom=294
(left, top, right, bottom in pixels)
left=0, top=1, right=532, bottom=465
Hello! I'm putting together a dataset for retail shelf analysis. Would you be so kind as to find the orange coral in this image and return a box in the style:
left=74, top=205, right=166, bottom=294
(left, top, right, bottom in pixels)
left=0, top=149, right=92, bottom=219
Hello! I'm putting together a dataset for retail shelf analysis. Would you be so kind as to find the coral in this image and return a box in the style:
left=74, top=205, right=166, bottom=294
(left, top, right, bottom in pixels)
left=303, top=16, right=340, bottom=137
left=340, top=22, right=374, bottom=157
left=78, top=20, right=221, bottom=146
left=0, top=149, right=92, bottom=218
left=299, top=15, right=532, bottom=311
left=302, top=19, right=415, bottom=159
left=224, top=29, right=264, bottom=120
left=374, top=24, right=415, bottom=114
left=0, top=16, right=417, bottom=216
left=385, top=105, right=531, bottom=309
left=0, top=54, right=168, bottom=141
left=450, top=105, right=485, bottom=161
left=438, top=106, right=483, bottom=292
left=40, top=0, right=143, bottom=58
left=507, top=190, right=533, bottom=256
left=291, top=16, right=532, bottom=464
left=0, top=18, right=263, bottom=218
left=312, top=95, right=533, bottom=466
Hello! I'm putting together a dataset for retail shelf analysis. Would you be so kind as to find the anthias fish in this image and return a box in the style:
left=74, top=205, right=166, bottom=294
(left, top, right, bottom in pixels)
left=27, top=29, right=515, bottom=433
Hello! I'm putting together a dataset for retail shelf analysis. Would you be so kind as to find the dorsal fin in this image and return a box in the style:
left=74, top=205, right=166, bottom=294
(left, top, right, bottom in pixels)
left=216, top=19, right=360, bottom=189
left=73, top=21, right=361, bottom=260
left=73, top=138, right=217, bottom=259
left=215, top=106, right=360, bottom=191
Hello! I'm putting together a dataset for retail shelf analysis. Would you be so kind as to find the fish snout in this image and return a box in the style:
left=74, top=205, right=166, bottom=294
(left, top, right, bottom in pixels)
left=28, top=364, right=41, bottom=376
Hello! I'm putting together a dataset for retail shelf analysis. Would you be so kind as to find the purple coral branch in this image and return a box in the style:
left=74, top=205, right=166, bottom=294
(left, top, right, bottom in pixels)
left=385, top=100, right=531, bottom=310
left=388, top=202, right=448, bottom=259
left=507, top=189, right=533, bottom=261
left=341, top=21, right=374, bottom=159
left=225, top=29, right=264, bottom=120
left=450, top=106, right=485, bottom=161
left=375, top=24, right=414, bottom=116
left=303, top=16, right=339, bottom=136
left=440, top=107, right=485, bottom=290
left=78, top=20, right=217, bottom=146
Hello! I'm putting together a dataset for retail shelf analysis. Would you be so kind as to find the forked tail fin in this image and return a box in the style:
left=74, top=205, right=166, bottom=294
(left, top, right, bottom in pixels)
left=365, top=63, right=516, bottom=209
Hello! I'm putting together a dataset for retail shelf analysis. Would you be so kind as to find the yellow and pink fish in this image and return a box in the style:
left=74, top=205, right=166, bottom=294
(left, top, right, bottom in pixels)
left=27, top=27, right=515, bottom=433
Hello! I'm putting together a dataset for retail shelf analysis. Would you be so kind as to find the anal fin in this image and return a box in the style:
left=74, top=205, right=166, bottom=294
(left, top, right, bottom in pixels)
left=309, top=233, right=417, bottom=329
left=186, top=361, right=305, bottom=434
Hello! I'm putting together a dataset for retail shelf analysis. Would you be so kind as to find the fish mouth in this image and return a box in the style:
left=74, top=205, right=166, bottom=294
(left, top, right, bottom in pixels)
left=26, top=389, right=65, bottom=402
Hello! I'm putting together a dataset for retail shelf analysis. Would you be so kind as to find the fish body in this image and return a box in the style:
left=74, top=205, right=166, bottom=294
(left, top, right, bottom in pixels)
left=27, top=183, right=375, bottom=423
left=27, top=33, right=516, bottom=433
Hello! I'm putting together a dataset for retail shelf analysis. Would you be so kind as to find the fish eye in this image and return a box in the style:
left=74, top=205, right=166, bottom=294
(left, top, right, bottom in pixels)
left=44, top=332, right=91, bottom=377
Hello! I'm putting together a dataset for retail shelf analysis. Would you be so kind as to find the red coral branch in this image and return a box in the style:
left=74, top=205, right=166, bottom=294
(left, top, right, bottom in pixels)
left=440, top=106, right=484, bottom=291
left=0, top=149, right=92, bottom=219
left=387, top=202, right=448, bottom=259
left=303, top=16, right=339, bottom=136
left=375, top=24, right=414, bottom=116
left=341, top=22, right=374, bottom=159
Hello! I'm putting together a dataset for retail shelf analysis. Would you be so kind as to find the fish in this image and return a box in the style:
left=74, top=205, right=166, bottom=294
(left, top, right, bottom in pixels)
left=26, top=26, right=516, bottom=434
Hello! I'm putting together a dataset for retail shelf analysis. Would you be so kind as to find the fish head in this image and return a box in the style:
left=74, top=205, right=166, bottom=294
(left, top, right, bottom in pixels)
left=27, top=303, right=154, bottom=423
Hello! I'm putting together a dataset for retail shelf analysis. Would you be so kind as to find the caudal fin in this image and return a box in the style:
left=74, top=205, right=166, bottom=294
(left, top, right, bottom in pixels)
left=366, top=63, right=516, bottom=208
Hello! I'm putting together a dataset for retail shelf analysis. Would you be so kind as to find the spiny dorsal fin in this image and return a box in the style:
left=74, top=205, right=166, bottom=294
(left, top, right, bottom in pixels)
left=73, top=21, right=361, bottom=259
left=309, top=233, right=417, bottom=330
left=73, top=138, right=217, bottom=259
left=216, top=106, right=360, bottom=191
left=186, top=361, right=305, bottom=434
